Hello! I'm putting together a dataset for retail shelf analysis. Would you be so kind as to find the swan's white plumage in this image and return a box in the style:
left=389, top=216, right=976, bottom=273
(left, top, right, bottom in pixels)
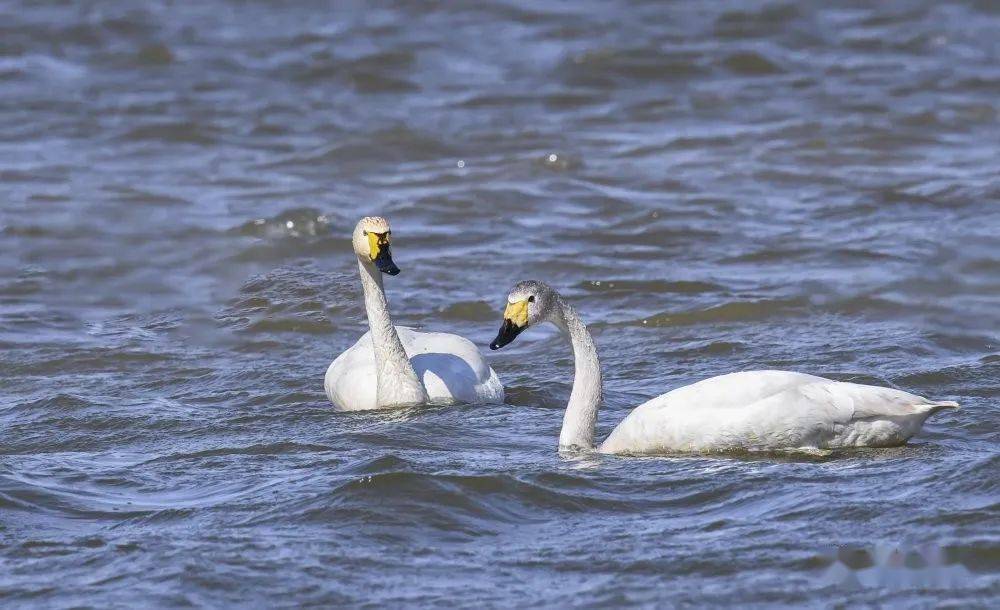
left=325, top=326, right=503, bottom=411
left=598, top=370, right=957, bottom=454
left=491, top=280, right=957, bottom=455
left=325, top=216, right=504, bottom=411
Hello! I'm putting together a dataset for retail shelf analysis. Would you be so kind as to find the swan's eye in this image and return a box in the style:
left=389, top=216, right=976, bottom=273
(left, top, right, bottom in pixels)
left=528, top=295, right=535, bottom=303
left=363, top=230, right=368, bottom=236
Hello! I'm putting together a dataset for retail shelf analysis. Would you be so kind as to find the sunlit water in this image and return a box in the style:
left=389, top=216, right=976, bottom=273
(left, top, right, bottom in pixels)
left=2, top=1, right=998, bottom=606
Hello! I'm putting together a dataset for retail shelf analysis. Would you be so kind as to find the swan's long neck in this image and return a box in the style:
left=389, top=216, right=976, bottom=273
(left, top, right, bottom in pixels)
left=552, top=297, right=602, bottom=451
left=357, top=259, right=427, bottom=407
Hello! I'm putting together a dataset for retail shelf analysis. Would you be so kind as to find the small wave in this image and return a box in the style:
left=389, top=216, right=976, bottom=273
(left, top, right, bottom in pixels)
left=566, top=225, right=722, bottom=247
left=830, top=247, right=902, bottom=262
left=234, top=207, right=333, bottom=239
left=86, top=311, right=184, bottom=342
left=1, top=467, right=281, bottom=523
left=578, top=279, right=723, bottom=295
left=825, top=295, right=909, bottom=316
left=134, top=43, right=174, bottom=66
left=893, top=358, right=999, bottom=395
left=714, top=4, right=801, bottom=38
left=0, top=266, right=51, bottom=296
left=349, top=72, right=419, bottom=93
left=534, top=152, right=582, bottom=171
left=436, top=300, right=496, bottom=322
left=340, top=454, right=413, bottom=475
left=103, top=185, right=190, bottom=207
left=9, top=393, right=92, bottom=415
left=8, top=347, right=173, bottom=377
left=261, top=470, right=657, bottom=533
left=722, top=51, right=784, bottom=75
left=632, top=297, right=807, bottom=327
left=874, top=179, right=994, bottom=209
left=501, top=384, right=568, bottom=409
left=721, top=246, right=813, bottom=263
left=140, top=442, right=335, bottom=465
left=13, top=536, right=110, bottom=560
left=260, top=127, right=455, bottom=170
left=115, top=121, right=218, bottom=145
left=286, top=49, right=419, bottom=93
left=0, top=474, right=153, bottom=520
left=217, top=263, right=360, bottom=335
left=940, top=454, right=1000, bottom=497
left=243, top=317, right=331, bottom=334
left=560, top=47, right=708, bottom=87
left=0, top=54, right=86, bottom=80
left=671, top=340, right=746, bottom=356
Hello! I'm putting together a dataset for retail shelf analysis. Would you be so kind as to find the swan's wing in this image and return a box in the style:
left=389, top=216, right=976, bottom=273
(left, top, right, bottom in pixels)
left=814, top=381, right=956, bottom=418
left=601, top=370, right=829, bottom=452
left=600, top=370, right=956, bottom=454
left=324, top=332, right=377, bottom=411
left=636, top=370, right=828, bottom=414
left=748, top=381, right=957, bottom=448
left=397, top=328, right=504, bottom=404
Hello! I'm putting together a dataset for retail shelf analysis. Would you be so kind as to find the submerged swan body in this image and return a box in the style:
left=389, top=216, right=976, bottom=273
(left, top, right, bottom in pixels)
left=324, top=217, right=503, bottom=411
left=490, top=281, right=957, bottom=455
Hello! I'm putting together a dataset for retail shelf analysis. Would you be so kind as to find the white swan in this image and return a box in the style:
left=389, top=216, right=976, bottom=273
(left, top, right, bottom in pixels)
left=489, top=280, right=958, bottom=454
left=325, top=216, right=503, bottom=411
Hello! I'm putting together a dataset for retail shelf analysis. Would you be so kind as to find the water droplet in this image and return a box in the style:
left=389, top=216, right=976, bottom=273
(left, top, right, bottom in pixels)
left=456, top=159, right=465, bottom=168
left=286, top=220, right=294, bottom=229
left=547, top=153, right=558, bottom=163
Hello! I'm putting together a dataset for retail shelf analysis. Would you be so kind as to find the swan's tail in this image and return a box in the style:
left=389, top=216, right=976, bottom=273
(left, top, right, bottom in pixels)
left=914, top=400, right=959, bottom=416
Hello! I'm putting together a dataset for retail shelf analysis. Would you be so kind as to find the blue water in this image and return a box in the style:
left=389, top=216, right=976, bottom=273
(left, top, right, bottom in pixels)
left=1, top=1, right=998, bottom=607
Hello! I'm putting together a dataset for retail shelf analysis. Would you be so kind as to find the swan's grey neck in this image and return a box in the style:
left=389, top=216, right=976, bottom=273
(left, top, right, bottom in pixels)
left=357, top=259, right=427, bottom=407
left=551, top=296, right=602, bottom=451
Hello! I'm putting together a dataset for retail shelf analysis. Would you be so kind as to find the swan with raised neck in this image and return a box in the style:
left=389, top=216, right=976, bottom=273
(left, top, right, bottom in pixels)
left=351, top=216, right=427, bottom=407
left=489, top=280, right=958, bottom=454
left=324, top=217, right=504, bottom=411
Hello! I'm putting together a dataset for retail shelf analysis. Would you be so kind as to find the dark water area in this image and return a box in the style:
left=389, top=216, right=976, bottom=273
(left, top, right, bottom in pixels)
left=2, top=0, right=998, bottom=606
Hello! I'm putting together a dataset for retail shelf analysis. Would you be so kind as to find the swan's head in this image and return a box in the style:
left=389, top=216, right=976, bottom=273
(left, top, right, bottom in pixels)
left=352, top=216, right=399, bottom=275
left=490, top=280, right=557, bottom=350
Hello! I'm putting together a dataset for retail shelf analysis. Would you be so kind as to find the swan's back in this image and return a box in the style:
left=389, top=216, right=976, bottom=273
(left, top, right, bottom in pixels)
left=395, top=327, right=504, bottom=405
left=599, top=370, right=957, bottom=454
left=639, top=370, right=827, bottom=411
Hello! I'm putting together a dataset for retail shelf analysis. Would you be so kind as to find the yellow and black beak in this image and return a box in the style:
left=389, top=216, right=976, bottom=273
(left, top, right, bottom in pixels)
left=490, top=299, right=529, bottom=350
left=367, top=231, right=399, bottom=275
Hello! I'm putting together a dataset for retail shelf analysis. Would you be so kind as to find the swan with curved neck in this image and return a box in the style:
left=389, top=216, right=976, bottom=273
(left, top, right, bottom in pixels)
left=490, top=280, right=958, bottom=454
left=325, top=216, right=503, bottom=411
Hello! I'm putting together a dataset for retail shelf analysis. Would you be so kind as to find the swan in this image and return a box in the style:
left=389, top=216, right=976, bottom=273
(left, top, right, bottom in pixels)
left=324, top=216, right=503, bottom=411
left=489, top=280, right=958, bottom=454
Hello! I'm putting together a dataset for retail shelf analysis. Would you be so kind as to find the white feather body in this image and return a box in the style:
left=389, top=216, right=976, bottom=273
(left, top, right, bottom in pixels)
left=326, top=326, right=503, bottom=411
left=599, top=370, right=957, bottom=454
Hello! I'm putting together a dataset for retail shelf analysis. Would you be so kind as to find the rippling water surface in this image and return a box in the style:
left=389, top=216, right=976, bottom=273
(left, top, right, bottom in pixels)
left=2, top=1, right=998, bottom=606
